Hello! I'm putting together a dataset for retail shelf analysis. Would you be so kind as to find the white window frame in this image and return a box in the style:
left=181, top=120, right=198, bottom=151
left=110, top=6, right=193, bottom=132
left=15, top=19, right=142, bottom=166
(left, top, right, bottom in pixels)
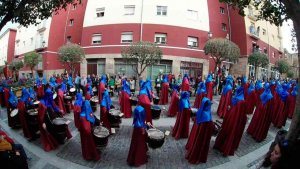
left=220, top=7, right=225, bottom=14
left=124, top=5, right=135, bottom=15
left=222, top=23, right=227, bottom=31
left=69, top=19, right=74, bottom=26
left=121, top=32, right=133, bottom=43
left=187, top=37, right=198, bottom=48
left=155, top=33, right=167, bottom=44
left=96, top=7, right=105, bottom=18
left=92, top=34, right=102, bottom=44
left=157, top=6, right=167, bottom=16
left=186, top=9, right=199, bottom=20
left=72, top=4, right=77, bottom=10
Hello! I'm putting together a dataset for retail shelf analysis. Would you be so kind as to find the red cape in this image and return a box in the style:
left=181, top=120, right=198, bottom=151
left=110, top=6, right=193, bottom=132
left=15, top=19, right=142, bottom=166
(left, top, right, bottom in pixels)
left=159, top=82, right=169, bottom=105
left=214, top=100, right=247, bottom=156
left=272, top=99, right=288, bottom=128
left=37, top=85, right=45, bottom=99
left=167, top=91, right=179, bottom=117
left=185, top=121, right=215, bottom=164
left=56, top=89, right=66, bottom=115
left=287, top=95, right=296, bottom=119
left=73, top=105, right=81, bottom=129
left=138, top=94, right=152, bottom=124
left=79, top=117, right=100, bottom=161
left=98, top=82, right=105, bottom=103
left=172, top=108, right=191, bottom=140
left=18, top=101, right=32, bottom=139
left=206, top=82, right=214, bottom=101
left=245, top=91, right=257, bottom=114
left=181, top=79, right=190, bottom=92
left=38, top=103, right=59, bottom=151
left=100, top=106, right=111, bottom=131
left=127, top=128, right=148, bottom=167
left=119, top=91, right=132, bottom=118
left=242, top=83, right=249, bottom=99
left=193, top=93, right=206, bottom=109
left=217, top=91, right=232, bottom=118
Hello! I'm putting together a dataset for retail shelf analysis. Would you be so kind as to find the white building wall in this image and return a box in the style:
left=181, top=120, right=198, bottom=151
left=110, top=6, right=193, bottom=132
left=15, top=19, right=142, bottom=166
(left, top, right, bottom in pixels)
left=0, top=31, right=10, bottom=66
left=15, top=18, right=52, bottom=56
left=84, top=0, right=210, bottom=31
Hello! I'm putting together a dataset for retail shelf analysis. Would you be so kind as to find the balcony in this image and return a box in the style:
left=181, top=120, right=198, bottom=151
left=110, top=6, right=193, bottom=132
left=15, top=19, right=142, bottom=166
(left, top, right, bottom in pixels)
left=35, top=41, right=46, bottom=51
left=37, top=21, right=46, bottom=32
left=249, top=26, right=260, bottom=39
left=248, top=14, right=257, bottom=21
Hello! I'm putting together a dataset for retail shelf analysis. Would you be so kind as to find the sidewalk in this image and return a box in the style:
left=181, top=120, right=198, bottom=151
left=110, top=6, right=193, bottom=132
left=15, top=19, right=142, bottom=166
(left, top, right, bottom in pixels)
left=0, top=95, right=291, bottom=169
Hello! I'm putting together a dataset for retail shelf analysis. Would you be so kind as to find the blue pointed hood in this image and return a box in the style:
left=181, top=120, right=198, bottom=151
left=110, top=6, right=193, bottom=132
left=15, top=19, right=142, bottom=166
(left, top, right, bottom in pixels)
left=133, top=105, right=146, bottom=128
left=179, top=91, right=190, bottom=112
left=101, top=90, right=112, bottom=110
left=20, top=88, right=30, bottom=103
left=8, top=90, right=18, bottom=108
left=122, top=79, right=131, bottom=95
left=241, top=76, right=248, bottom=84
left=67, top=76, right=73, bottom=87
left=28, top=87, right=36, bottom=100
left=80, top=100, right=95, bottom=124
left=231, top=86, right=244, bottom=106
left=291, top=85, right=298, bottom=96
left=280, top=83, right=289, bottom=102
left=43, top=88, right=59, bottom=113
left=206, top=74, right=213, bottom=83
left=222, top=79, right=233, bottom=96
left=196, top=97, right=212, bottom=124
left=196, top=82, right=207, bottom=95
left=162, top=74, right=168, bottom=83
left=74, top=93, right=83, bottom=106
left=60, top=83, right=67, bottom=93
left=255, top=80, right=263, bottom=90
left=260, top=83, right=273, bottom=105
left=248, top=83, right=255, bottom=94
left=100, top=75, right=107, bottom=85
left=49, top=77, right=57, bottom=88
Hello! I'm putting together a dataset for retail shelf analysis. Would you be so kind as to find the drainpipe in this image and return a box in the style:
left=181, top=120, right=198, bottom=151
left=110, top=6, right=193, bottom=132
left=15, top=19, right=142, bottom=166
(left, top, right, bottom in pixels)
left=266, top=21, right=271, bottom=79
left=226, top=4, right=232, bottom=40
left=140, top=0, right=144, bottom=41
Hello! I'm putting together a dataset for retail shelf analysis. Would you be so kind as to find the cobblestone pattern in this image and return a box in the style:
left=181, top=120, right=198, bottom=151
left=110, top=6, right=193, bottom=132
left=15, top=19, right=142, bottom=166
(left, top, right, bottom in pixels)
left=247, top=155, right=265, bottom=169
left=42, top=163, right=61, bottom=169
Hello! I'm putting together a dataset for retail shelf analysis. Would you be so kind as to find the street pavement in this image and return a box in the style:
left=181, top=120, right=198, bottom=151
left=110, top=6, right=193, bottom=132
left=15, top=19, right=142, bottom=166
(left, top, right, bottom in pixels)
left=0, top=94, right=291, bottom=169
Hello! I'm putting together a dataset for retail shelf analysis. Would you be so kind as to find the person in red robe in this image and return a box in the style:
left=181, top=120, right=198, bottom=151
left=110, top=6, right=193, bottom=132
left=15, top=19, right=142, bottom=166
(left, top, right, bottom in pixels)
left=217, top=78, right=233, bottom=118
left=247, top=83, right=273, bottom=142
left=193, top=82, right=207, bottom=109
left=167, top=85, right=180, bottom=117
left=7, top=90, right=19, bottom=128
left=172, top=91, right=191, bottom=140
left=79, top=100, right=100, bottom=161
left=56, top=84, right=67, bottom=115
left=3, top=85, right=10, bottom=107
left=185, top=97, right=215, bottom=164
left=245, top=83, right=257, bottom=114
left=73, top=93, right=83, bottom=129
left=255, top=80, right=264, bottom=106
left=127, top=105, right=148, bottom=167
left=98, top=75, right=106, bottom=103
left=119, top=80, right=132, bottom=118
left=270, top=80, right=276, bottom=96
left=138, top=80, right=152, bottom=124
left=287, top=84, right=297, bottom=118
left=37, top=98, right=59, bottom=151
left=205, top=74, right=214, bottom=101
left=241, top=76, right=249, bottom=99
left=181, top=74, right=190, bottom=92
left=100, top=89, right=112, bottom=132
left=159, top=74, right=169, bottom=105
left=0, top=86, right=3, bottom=106
left=272, top=83, right=289, bottom=128
left=214, top=86, right=247, bottom=156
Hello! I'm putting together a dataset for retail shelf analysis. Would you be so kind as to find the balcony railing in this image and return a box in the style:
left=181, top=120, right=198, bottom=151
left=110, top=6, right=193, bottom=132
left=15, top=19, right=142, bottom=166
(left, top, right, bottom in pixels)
left=249, top=26, right=260, bottom=39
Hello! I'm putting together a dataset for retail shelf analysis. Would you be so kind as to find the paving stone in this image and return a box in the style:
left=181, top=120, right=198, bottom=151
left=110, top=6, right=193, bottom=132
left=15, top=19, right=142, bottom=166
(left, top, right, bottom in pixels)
left=42, top=163, right=61, bottom=169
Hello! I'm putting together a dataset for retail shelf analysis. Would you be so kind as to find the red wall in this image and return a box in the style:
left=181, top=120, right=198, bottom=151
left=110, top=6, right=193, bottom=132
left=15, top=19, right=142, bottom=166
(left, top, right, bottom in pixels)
left=7, top=30, right=16, bottom=63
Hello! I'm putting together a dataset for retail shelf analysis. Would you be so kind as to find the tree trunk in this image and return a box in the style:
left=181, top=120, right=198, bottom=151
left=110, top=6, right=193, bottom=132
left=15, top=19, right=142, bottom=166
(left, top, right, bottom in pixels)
left=287, top=13, right=300, bottom=143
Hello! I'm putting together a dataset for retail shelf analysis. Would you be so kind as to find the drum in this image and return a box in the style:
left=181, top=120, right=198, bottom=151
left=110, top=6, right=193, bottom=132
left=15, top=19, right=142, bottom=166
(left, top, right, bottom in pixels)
left=90, top=96, right=99, bottom=112
left=52, top=117, right=67, bottom=144
left=53, top=92, right=57, bottom=100
left=33, top=100, right=40, bottom=109
left=108, top=109, right=122, bottom=128
left=191, top=108, right=198, bottom=118
left=153, top=96, right=160, bottom=105
left=92, top=87, right=98, bottom=96
left=27, top=109, right=39, bottom=132
left=130, top=96, right=138, bottom=106
left=93, top=126, right=110, bottom=148
left=10, top=109, right=19, bottom=117
left=69, top=88, right=76, bottom=97
left=151, top=105, right=161, bottom=120
left=147, top=128, right=165, bottom=149
left=64, top=95, right=72, bottom=104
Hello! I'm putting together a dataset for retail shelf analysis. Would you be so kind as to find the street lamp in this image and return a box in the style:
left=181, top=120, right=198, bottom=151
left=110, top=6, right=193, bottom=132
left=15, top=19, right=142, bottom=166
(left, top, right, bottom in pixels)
left=208, top=31, right=213, bottom=39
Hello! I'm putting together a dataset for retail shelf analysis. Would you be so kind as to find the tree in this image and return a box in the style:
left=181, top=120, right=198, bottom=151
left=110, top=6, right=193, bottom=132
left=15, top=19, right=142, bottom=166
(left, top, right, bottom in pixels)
left=204, top=38, right=240, bottom=73
left=276, top=59, right=289, bottom=74
left=0, top=0, right=81, bottom=32
left=248, top=52, right=269, bottom=79
left=8, top=59, right=24, bottom=81
left=121, top=41, right=163, bottom=78
left=58, top=43, right=85, bottom=76
left=24, top=52, right=41, bottom=76
left=219, top=0, right=300, bottom=143
left=287, top=69, right=294, bottom=78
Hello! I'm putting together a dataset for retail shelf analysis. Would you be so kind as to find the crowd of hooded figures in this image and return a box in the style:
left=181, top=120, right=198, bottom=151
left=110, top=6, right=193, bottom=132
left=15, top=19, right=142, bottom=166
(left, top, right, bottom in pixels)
left=0, top=72, right=298, bottom=168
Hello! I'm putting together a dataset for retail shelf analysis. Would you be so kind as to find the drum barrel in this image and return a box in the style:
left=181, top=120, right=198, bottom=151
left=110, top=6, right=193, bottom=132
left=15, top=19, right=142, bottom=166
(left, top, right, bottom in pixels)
left=108, top=112, right=121, bottom=128
left=147, top=129, right=165, bottom=149
left=151, top=106, right=161, bottom=120
left=93, top=126, right=110, bottom=148
left=153, top=97, right=160, bottom=105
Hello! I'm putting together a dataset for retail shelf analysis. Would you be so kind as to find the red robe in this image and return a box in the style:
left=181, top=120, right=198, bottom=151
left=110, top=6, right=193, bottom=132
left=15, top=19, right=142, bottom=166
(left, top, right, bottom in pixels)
left=206, top=82, right=214, bottom=101
left=272, top=99, right=288, bottom=128
left=3, top=88, right=9, bottom=107
left=172, top=108, right=191, bottom=140
left=185, top=122, right=215, bottom=164
left=37, top=103, right=59, bottom=151
left=242, top=83, right=249, bottom=99
left=167, top=91, right=179, bottom=117
left=18, top=101, right=32, bottom=139
left=119, top=91, right=132, bottom=118
left=181, top=79, right=190, bottom=92
left=100, top=106, right=111, bottom=131
left=159, top=82, right=169, bottom=105
left=214, top=100, right=247, bottom=156
left=245, top=91, right=257, bottom=114
left=193, top=93, right=206, bottom=109
left=79, top=117, right=100, bottom=161
left=0, top=91, right=3, bottom=106
left=127, top=128, right=148, bottom=167
left=98, top=82, right=105, bottom=103
left=217, top=91, right=232, bottom=118
left=255, top=89, right=264, bottom=106
left=73, top=105, right=81, bottom=129
left=247, top=101, right=273, bottom=142
left=37, top=85, right=44, bottom=99
left=287, top=95, right=296, bottom=119
left=56, top=89, right=66, bottom=115
left=138, top=94, right=152, bottom=124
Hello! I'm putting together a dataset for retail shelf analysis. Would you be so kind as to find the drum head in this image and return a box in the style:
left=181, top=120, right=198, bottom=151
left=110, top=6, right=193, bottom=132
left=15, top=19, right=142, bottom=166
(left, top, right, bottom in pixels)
left=109, top=109, right=120, bottom=116
left=27, top=109, right=38, bottom=116
left=191, top=108, right=198, bottom=114
left=34, top=100, right=40, bottom=105
left=70, top=88, right=76, bottom=92
left=52, top=118, right=66, bottom=125
left=92, top=87, right=97, bottom=92
left=147, top=128, right=165, bottom=140
left=91, top=96, right=99, bottom=103
left=64, top=96, right=72, bottom=99
left=53, top=93, right=57, bottom=99
left=10, top=109, right=18, bottom=117
left=151, top=105, right=160, bottom=110
left=93, top=126, right=110, bottom=138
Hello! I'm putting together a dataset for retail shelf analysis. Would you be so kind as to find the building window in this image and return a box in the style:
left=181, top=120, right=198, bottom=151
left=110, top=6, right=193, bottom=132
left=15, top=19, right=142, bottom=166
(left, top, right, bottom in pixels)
left=157, top=6, right=167, bottom=16
left=121, top=32, right=133, bottom=43
left=262, top=29, right=266, bottom=35
left=220, top=7, right=225, bottom=14
left=67, top=36, right=71, bottom=43
left=248, top=6, right=254, bottom=16
left=16, top=41, right=19, bottom=47
left=264, top=48, right=267, bottom=54
left=72, top=4, right=77, bottom=10
left=69, top=19, right=74, bottom=26
left=187, top=36, right=198, bottom=48
left=187, top=9, right=198, bottom=20
left=23, top=41, right=26, bottom=46
left=272, top=52, right=275, bottom=58
left=124, top=5, right=135, bottom=15
left=155, top=33, right=167, bottom=44
left=96, top=7, right=105, bottom=17
left=222, top=23, right=227, bottom=31
left=92, top=34, right=102, bottom=44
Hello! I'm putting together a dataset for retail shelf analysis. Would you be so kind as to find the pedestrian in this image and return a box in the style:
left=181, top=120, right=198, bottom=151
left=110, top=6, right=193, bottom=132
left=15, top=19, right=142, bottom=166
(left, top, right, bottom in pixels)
left=217, top=78, right=233, bottom=118
left=155, top=74, right=161, bottom=96
left=245, top=82, right=257, bottom=114
left=205, top=74, right=214, bottom=101
left=98, top=75, right=106, bottom=103
left=100, top=89, right=112, bottom=133
left=193, top=82, right=207, bottom=109
left=108, top=76, right=115, bottom=97
left=129, top=77, right=136, bottom=96
left=73, top=93, right=83, bottom=129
